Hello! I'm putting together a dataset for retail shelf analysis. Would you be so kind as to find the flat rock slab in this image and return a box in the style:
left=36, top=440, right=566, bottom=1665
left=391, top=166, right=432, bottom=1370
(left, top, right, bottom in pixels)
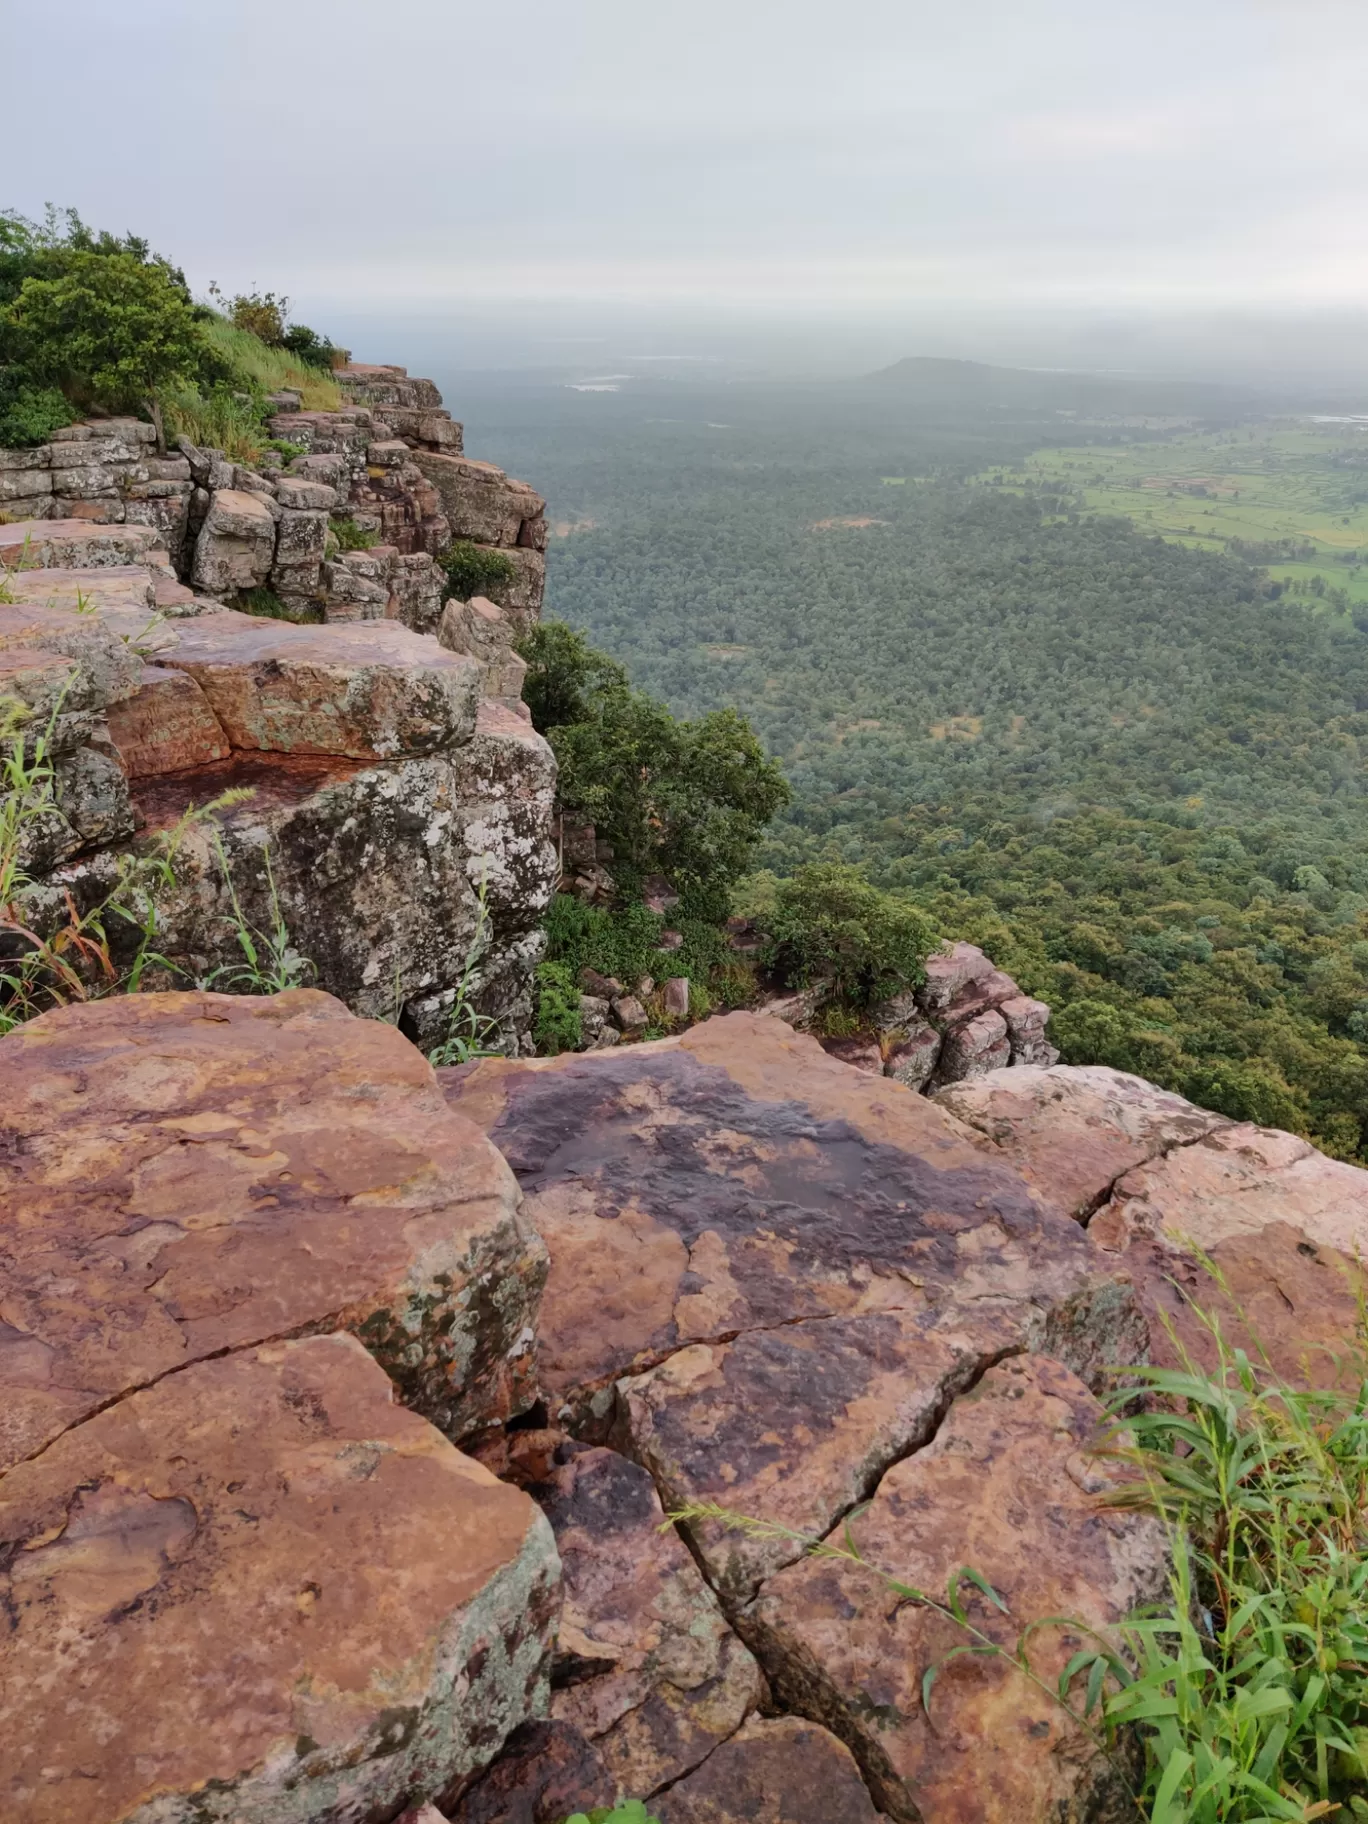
left=745, top=1355, right=1169, bottom=1824
left=0, top=594, right=145, bottom=710
left=0, top=1333, right=559, bottom=1824
left=654, top=1717, right=880, bottom=1824
left=154, top=609, right=482, bottom=758
left=0, top=989, right=546, bottom=1468
left=0, top=517, right=167, bottom=569
left=936, top=1063, right=1228, bottom=1220
left=105, top=662, right=231, bottom=776
left=539, top=1445, right=763, bottom=1792
left=1098, top=1118, right=1368, bottom=1258
left=442, top=1014, right=1145, bottom=1429
left=4, top=562, right=157, bottom=615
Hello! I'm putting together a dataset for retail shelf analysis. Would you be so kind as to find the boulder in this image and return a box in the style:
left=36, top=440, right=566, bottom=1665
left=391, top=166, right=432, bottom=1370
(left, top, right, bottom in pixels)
left=539, top=1446, right=763, bottom=1793
left=1002, top=992, right=1058, bottom=1065
left=411, top=450, right=546, bottom=548
left=743, top=1356, right=1169, bottom=1824
left=190, top=488, right=277, bottom=596
left=0, top=1332, right=559, bottom=1824
left=0, top=516, right=169, bottom=570
left=0, top=990, right=548, bottom=1468
left=0, top=580, right=148, bottom=709
left=817, top=1032, right=883, bottom=1074
left=154, top=609, right=482, bottom=759
left=934, top=1006, right=1011, bottom=1083
left=884, top=1015, right=941, bottom=1088
left=654, top=1717, right=880, bottom=1824
left=917, top=939, right=995, bottom=1014
left=612, top=993, right=649, bottom=1032
left=935, top=1063, right=1229, bottom=1220
left=441, top=1011, right=1144, bottom=1440
left=661, top=975, right=690, bottom=1018
left=104, top=663, right=231, bottom=777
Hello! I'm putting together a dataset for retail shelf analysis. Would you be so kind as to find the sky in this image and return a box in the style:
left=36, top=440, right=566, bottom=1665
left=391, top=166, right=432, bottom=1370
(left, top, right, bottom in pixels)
left=8, top=0, right=1368, bottom=349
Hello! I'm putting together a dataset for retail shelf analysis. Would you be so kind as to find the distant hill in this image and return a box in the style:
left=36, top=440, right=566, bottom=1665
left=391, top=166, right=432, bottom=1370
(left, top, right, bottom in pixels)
left=863, top=356, right=1261, bottom=422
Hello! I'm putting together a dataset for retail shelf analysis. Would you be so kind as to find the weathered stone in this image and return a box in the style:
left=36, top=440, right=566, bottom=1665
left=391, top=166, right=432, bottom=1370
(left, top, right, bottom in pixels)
left=0, top=643, right=80, bottom=726
left=0, top=517, right=167, bottom=570
left=368, top=437, right=411, bottom=468
left=447, top=1719, right=614, bottom=1824
left=411, top=450, right=546, bottom=547
left=105, top=663, right=231, bottom=777
left=52, top=460, right=121, bottom=496
left=661, top=976, right=690, bottom=1018
left=480, top=543, right=545, bottom=627
left=579, top=993, right=611, bottom=1043
left=51, top=744, right=134, bottom=847
left=934, top=1006, right=1011, bottom=1083
left=439, top=593, right=527, bottom=699
left=745, top=1356, right=1169, bottom=1824
left=0, top=1332, right=559, bottom=1824
left=190, top=487, right=277, bottom=596
left=0, top=466, right=52, bottom=503
left=0, top=492, right=54, bottom=520
left=611, top=993, right=649, bottom=1032
left=0, top=444, right=51, bottom=470
left=320, top=550, right=392, bottom=621
left=155, top=609, right=482, bottom=759
left=0, top=990, right=548, bottom=1468
left=917, top=939, right=996, bottom=1014
left=273, top=504, right=329, bottom=566
left=818, top=1032, right=884, bottom=1074
left=935, top=1063, right=1229, bottom=1221
left=441, top=1015, right=1145, bottom=1437
left=884, top=1015, right=941, bottom=1089
left=275, top=475, right=339, bottom=511
left=654, top=1717, right=880, bottom=1824
left=0, top=587, right=146, bottom=709
left=540, top=1446, right=763, bottom=1792
left=1001, top=992, right=1058, bottom=1065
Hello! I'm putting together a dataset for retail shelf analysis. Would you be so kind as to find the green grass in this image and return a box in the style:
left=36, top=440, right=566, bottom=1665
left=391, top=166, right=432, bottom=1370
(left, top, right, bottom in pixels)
left=981, top=422, right=1368, bottom=611
left=198, top=316, right=341, bottom=410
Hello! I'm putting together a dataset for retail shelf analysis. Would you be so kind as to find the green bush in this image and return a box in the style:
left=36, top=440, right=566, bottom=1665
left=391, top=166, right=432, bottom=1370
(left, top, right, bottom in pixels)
left=762, top=862, right=938, bottom=1010
left=227, top=289, right=287, bottom=346
left=562, top=1804, right=660, bottom=1824
left=0, top=369, right=75, bottom=445
left=520, top=621, right=789, bottom=925
left=282, top=323, right=345, bottom=369
left=533, top=959, right=582, bottom=1054
left=331, top=516, right=379, bottom=552
left=544, top=894, right=664, bottom=990
left=439, top=538, right=517, bottom=602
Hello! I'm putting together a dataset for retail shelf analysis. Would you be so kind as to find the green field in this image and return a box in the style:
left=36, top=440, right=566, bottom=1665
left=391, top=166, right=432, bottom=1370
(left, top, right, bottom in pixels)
left=976, top=419, right=1368, bottom=609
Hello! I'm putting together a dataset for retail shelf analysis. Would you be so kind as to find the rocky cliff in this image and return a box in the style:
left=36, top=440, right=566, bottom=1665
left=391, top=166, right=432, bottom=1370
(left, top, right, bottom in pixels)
left=5, top=991, right=1366, bottom=1824
left=0, top=367, right=556, bottom=1045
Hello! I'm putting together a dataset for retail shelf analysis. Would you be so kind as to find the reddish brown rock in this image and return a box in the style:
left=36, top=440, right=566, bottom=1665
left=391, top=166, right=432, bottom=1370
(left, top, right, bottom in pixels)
left=1001, top=993, right=1057, bottom=1066
left=447, top=1719, right=615, bottom=1824
left=744, top=1356, right=1169, bottom=1824
left=884, top=1015, right=942, bottom=1088
left=934, top=1007, right=1011, bottom=1083
left=0, top=990, right=547, bottom=1468
left=156, top=610, right=482, bottom=758
left=443, top=1011, right=1144, bottom=1443
left=540, top=1446, right=763, bottom=1792
left=917, top=940, right=995, bottom=1014
left=818, top=1032, right=884, bottom=1074
left=0, top=1333, right=560, bottom=1824
left=105, top=663, right=231, bottom=776
left=0, top=516, right=168, bottom=569
left=936, top=1062, right=1228, bottom=1220
left=411, top=450, right=546, bottom=548
left=654, top=1717, right=880, bottom=1824
left=190, top=486, right=277, bottom=595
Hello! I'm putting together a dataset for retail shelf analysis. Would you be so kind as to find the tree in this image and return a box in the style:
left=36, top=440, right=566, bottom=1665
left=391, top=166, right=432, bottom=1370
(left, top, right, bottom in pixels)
left=762, top=863, right=938, bottom=1009
left=4, top=251, right=203, bottom=449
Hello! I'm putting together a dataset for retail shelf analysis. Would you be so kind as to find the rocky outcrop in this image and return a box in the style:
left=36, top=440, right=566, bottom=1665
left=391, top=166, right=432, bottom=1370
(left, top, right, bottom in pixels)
left=0, top=991, right=561, bottom=1824
left=1, top=491, right=556, bottom=1044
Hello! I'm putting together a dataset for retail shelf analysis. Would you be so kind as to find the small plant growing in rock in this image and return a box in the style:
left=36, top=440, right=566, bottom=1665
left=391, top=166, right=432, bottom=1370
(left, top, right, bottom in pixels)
left=533, top=958, right=582, bottom=1054
left=562, top=1806, right=660, bottom=1824
left=439, top=538, right=517, bottom=602
left=331, top=515, right=380, bottom=552
left=427, top=871, right=505, bottom=1065
left=203, top=834, right=316, bottom=995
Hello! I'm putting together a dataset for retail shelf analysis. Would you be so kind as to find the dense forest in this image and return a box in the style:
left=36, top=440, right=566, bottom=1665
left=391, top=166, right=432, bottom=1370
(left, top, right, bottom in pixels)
left=463, top=374, right=1368, bottom=1158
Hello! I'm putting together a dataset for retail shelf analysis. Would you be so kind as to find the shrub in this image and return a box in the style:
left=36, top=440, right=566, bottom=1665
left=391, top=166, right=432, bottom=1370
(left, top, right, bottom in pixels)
left=235, top=587, right=320, bottom=625
left=0, top=369, right=75, bottom=445
left=533, top=959, right=582, bottom=1054
left=762, top=862, right=938, bottom=1010
left=227, top=288, right=287, bottom=346
left=281, top=323, right=346, bottom=369
left=331, top=516, right=379, bottom=552
left=439, top=538, right=517, bottom=602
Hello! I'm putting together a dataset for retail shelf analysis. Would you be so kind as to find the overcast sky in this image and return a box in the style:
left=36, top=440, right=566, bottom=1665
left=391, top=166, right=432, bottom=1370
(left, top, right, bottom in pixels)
left=9, top=0, right=1368, bottom=317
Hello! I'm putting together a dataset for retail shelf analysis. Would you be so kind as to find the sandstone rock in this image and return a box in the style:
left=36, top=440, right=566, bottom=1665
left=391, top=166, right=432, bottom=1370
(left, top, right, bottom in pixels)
left=442, top=1014, right=1144, bottom=1439
left=540, top=1446, right=763, bottom=1792
left=818, top=1032, right=883, bottom=1074
left=51, top=744, right=134, bottom=847
left=0, top=990, right=548, bottom=1467
left=0, top=516, right=168, bottom=570
left=661, top=976, right=690, bottom=1018
left=156, top=610, right=482, bottom=759
left=934, top=1006, right=1010, bottom=1083
left=439, top=593, right=527, bottom=699
left=447, top=1719, right=614, bottom=1824
left=938, top=964, right=1021, bottom=1030
left=579, top=993, right=611, bottom=1043
left=275, top=475, right=338, bottom=511
left=0, top=589, right=145, bottom=710
left=654, top=1717, right=880, bottom=1824
left=580, top=967, right=624, bottom=998
left=0, top=1332, right=559, bottom=1824
left=883, top=1015, right=941, bottom=1089
left=105, top=663, right=231, bottom=777
left=1001, top=992, right=1058, bottom=1065
left=612, top=993, right=649, bottom=1032
left=411, top=450, right=546, bottom=548
left=935, top=1063, right=1229, bottom=1221
left=744, top=1356, right=1169, bottom=1824
left=480, top=543, right=545, bottom=627
left=0, top=465, right=52, bottom=503
left=917, top=939, right=995, bottom=1014
left=190, top=488, right=277, bottom=596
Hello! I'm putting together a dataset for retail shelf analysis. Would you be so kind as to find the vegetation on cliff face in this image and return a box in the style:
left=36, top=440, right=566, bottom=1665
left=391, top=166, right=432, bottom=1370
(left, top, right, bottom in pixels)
left=0, top=206, right=340, bottom=460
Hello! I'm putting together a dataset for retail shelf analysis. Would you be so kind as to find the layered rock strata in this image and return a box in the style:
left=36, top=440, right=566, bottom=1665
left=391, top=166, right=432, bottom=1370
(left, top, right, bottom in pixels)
left=0, top=991, right=560, bottom=1824
left=1, top=506, right=555, bottom=1042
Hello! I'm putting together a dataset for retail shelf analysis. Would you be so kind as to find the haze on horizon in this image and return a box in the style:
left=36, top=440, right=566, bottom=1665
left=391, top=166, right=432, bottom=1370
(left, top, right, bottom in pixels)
left=10, top=0, right=1368, bottom=382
